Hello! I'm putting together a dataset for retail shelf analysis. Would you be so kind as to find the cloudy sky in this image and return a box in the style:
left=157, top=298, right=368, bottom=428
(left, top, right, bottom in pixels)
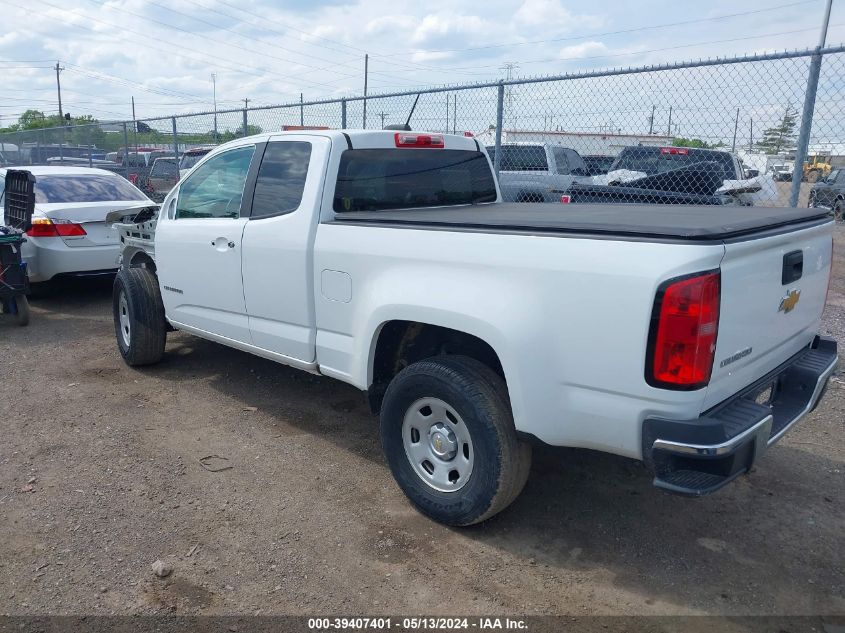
left=0, top=0, right=843, bottom=124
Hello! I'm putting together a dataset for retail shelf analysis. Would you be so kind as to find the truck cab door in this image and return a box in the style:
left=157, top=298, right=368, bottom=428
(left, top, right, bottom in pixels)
left=155, top=143, right=259, bottom=344
left=240, top=135, right=330, bottom=363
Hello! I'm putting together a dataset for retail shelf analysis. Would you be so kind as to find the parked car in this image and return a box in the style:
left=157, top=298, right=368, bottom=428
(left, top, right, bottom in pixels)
left=583, top=155, right=615, bottom=176
left=770, top=163, right=794, bottom=181
left=564, top=146, right=775, bottom=206
left=110, top=130, right=837, bottom=526
left=0, top=166, right=153, bottom=283
left=124, top=151, right=177, bottom=192
left=809, top=167, right=845, bottom=219
left=486, top=142, right=590, bottom=202
left=145, top=157, right=180, bottom=202
left=179, top=146, right=216, bottom=177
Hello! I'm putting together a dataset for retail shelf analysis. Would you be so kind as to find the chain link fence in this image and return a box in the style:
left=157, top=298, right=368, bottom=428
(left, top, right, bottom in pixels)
left=2, top=46, right=844, bottom=213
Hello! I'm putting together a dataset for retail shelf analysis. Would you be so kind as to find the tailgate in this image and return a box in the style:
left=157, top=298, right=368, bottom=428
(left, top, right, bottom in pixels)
left=704, top=221, right=833, bottom=409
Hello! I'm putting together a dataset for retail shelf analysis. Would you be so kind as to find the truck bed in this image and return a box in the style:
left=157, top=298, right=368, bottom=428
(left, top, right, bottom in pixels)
left=332, top=203, right=831, bottom=241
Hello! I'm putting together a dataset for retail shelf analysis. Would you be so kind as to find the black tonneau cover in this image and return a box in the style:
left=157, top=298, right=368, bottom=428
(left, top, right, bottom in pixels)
left=332, top=203, right=831, bottom=241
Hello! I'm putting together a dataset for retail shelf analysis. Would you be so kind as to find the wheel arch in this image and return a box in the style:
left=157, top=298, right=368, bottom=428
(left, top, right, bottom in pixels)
left=367, top=318, right=508, bottom=414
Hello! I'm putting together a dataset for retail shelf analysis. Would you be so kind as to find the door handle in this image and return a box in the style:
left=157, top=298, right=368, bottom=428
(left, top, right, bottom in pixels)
left=211, top=237, right=236, bottom=250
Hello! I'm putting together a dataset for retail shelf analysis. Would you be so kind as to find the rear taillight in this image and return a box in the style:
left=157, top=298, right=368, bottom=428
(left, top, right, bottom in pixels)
left=54, top=221, right=87, bottom=237
left=394, top=133, right=444, bottom=148
left=560, top=195, right=571, bottom=204
left=661, top=147, right=689, bottom=155
left=26, top=218, right=86, bottom=238
left=27, top=218, right=59, bottom=237
left=647, top=270, right=721, bottom=390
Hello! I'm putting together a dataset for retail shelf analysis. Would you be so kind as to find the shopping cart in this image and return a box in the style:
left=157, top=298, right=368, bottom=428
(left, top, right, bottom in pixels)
left=1, top=170, right=35, bottom=327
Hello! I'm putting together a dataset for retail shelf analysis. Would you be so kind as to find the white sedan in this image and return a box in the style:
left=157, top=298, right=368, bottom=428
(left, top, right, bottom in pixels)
left=0, top=166, right=153, bottom=283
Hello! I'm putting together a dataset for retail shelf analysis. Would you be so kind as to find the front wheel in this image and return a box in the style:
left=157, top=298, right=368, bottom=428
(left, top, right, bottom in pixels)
left=113, top=267, right=167, bottom=366
left=835, top=199, right=844, bottom=222
left=380, top=355, right=531, bottom=526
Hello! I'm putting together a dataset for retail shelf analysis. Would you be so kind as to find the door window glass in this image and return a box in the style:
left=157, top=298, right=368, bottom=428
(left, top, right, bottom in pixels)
left=175, top=146, right=255, bottom=219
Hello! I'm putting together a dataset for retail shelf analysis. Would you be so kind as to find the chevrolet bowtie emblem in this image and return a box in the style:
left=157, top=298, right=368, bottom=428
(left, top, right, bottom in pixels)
left=779, top=288, right=801, bottom=313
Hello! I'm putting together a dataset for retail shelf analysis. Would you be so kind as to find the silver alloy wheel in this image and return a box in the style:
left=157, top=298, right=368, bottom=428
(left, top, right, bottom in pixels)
left=402, top=397, right=474, bottom=493
left=118, top=292, right=131, bottom=348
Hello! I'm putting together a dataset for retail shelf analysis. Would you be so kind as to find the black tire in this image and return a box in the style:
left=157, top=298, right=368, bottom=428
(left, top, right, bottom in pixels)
left=380, top=355, right=531, bottom=526
left=113, top=267, right=167, bottom=366
left=13, top=295, right=30, bottom=326
left=807, top=170, right=820, bottom=183
left=834, top=199, right=844, bottom=222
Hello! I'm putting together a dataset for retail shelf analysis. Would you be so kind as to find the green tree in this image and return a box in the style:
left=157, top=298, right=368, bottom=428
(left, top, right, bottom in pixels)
left=672, top=137, right=713, bottom=149
left=755, top=105, right=798, bottom=155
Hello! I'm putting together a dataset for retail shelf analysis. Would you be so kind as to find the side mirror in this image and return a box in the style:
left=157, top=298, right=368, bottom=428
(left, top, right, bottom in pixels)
left=745, top=168, right=759, bottom=178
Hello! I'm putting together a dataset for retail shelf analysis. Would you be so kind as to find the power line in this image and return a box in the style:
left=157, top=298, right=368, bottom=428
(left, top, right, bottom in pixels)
left=369, top=0, right=823, bottom=58
left=425, top=24, right=845, bottom=71
left=85, top=0, right=360, bottom=81
left=21, top=0, right=361, bottom=95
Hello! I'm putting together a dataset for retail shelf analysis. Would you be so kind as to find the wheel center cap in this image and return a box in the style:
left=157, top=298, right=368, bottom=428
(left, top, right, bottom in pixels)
left=429, top=423, right=458, bottom=459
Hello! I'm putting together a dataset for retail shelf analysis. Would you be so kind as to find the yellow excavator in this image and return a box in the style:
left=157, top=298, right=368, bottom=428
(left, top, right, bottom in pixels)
left=803, top=153, right=833, bottom=183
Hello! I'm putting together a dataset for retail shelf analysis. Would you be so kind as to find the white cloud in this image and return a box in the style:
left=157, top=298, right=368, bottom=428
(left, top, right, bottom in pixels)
left=558, top=41, right=608, bottom=59
left=513, top=0, right=602, bottom=30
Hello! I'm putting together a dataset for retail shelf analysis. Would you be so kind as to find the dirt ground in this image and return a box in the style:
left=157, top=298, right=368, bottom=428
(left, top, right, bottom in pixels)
left=1, top=225, right=843, bottom=619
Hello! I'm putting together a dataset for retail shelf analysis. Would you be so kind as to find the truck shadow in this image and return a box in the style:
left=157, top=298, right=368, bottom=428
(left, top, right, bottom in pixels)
left=149, top=333, right=843, bottom=615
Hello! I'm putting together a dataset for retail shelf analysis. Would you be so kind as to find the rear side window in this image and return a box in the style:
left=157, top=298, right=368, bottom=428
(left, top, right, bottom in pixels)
left=151, top=160, right=178, bottom=178
left=251, top=142, right=311, bottom=217
left=33, top=175, right=147, bottom=203
left=552, top=147, right=570, bottom=174
left=334, top=149, right=496, bottom=212
left=486, top=146, right=548, bottom=171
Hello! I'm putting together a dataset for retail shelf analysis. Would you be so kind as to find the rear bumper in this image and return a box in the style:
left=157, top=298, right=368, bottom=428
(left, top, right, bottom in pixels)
left=643, top=335, right=838, bottom=496
left=22, top=238, right=120, bottom=283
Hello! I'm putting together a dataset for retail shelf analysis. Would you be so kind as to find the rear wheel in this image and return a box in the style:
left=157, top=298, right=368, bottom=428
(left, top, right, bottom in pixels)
left=113, top=267, right=167, bottom=366
left=13, top=295, right=30, bottom=326
left=807, top=170, right=821, bottom=183
left=835, top=199, right=844, bottom=222
left=380, top=355, right=531, bottom=526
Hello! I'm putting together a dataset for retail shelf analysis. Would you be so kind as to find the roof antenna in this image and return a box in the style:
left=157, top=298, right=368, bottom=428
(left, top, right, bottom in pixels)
left=384, top=93, right=420, bottom=131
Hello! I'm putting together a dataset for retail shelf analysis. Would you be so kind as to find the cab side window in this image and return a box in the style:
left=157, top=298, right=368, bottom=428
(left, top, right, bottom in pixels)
left=175, top=146, right=255, bottom=219
left=250, top=142, right=312, bottom=218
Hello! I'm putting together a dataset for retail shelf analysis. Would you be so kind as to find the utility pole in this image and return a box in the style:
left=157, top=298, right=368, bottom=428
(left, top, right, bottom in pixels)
left=243, top=98, right=250, bottom=136
left=749, top=118, right=753, bottom=151
left=453, top=93, right=457, bottom=134
left=363, top=54, right=369, bottom=129
left=731, top=107, right=740, bottom=152
left=211, top=73, right=218, bottom=141
left=54, top=61, right=64, bottom=119
left=667, top=106, right=673, bottom=137
left=648, top=105, right=655, bottom=134
left=446, top=94, right=450, bottom=133
left=378, top=111, right=389, bottom=129
left=499, top=63, right=519, bottom=128
left=131, top=96, right=137, bottom=153
left=300, top=93, right=304, bottom=127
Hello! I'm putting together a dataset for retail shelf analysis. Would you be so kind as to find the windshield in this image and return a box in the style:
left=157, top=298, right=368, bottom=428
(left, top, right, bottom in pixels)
left=34, top=175, right=147, bottom=203
left=180, top=152, right=209, bottom=170
left=334, top=149, right=497, bottom=212
left=486, top=145, right=548, bottom=171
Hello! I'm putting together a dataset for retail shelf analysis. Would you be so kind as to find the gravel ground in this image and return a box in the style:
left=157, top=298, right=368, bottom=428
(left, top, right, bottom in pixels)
left=0, top=225, right=843, bottom=618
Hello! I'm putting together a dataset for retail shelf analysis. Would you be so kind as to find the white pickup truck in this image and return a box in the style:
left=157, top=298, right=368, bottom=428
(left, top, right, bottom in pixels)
left=110, top=130, right=838, bottom=526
